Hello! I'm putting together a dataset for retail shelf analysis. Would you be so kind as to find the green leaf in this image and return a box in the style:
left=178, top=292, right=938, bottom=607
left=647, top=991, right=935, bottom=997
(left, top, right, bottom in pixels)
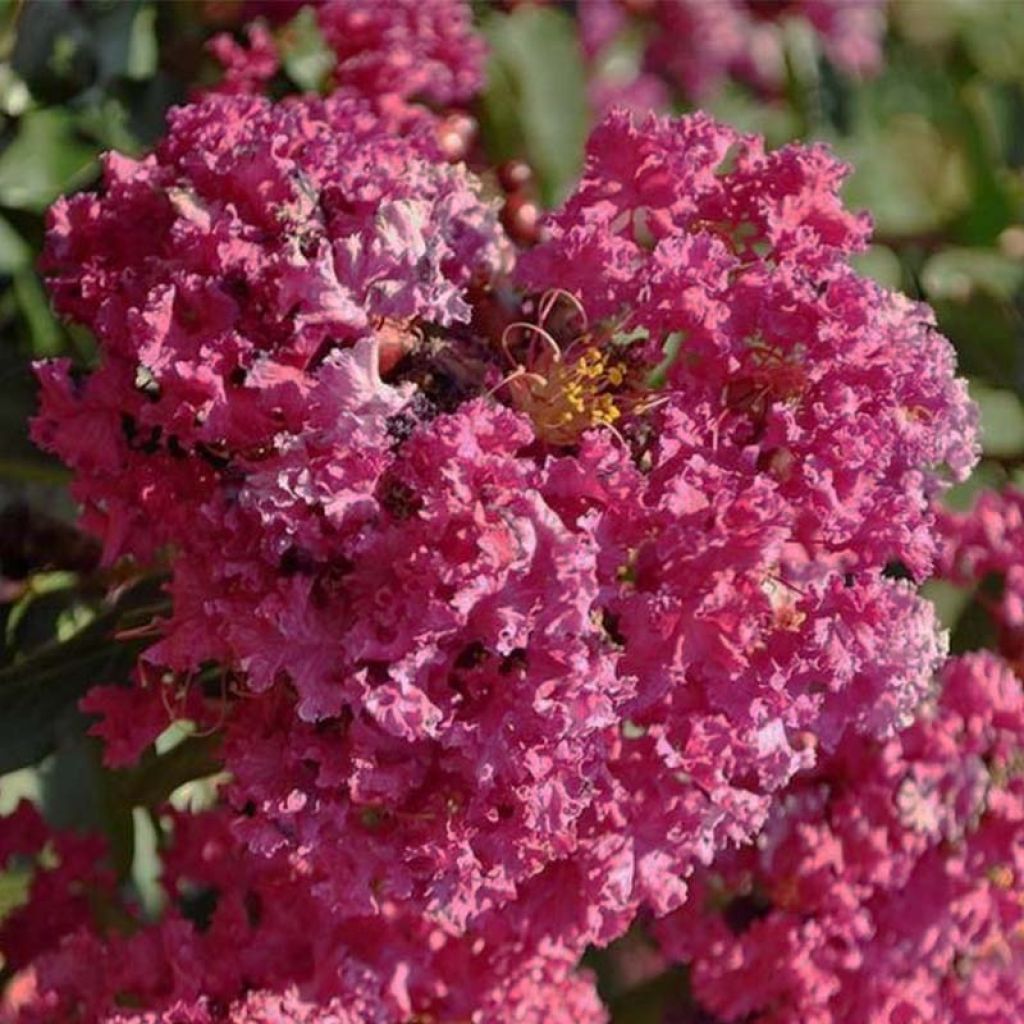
left=0, top=64, right=30, bottom=117
left=0, top=576, right=168, bottom=775
left=0, top=867, right=31, bottom=923
left=4, top=584, right=83, bottom=663
left=10, top=0, right=85, bottom=87
left=13, top=270, right=64, bottom=357
left=90, top=1, right=158, bottom=85
left=922, top=247, right=1024, bottom=302
left=970, top=380, right=1024, bottom=457
left=942, top=459, right=1007, bottom=513
left=607, top=967, right=691, bottom=1024
left=959, top=2, right=1024, bottom=85
left=0, top=107, right=97, bottom=212
left=839, top=114, right=970, bottom=238
left=125, top=6, right=158, bottom=81
left=112, top=733, right=222, bottom=810
left=75, top=97, right=144, bottom=154
left=950, top=575, right=1002, bottom=655
left=280, top=6, right=335, bottom=93
left=0, top=213, right=29, bottom=274
left=480, top=6, right=589, bottom=205
left=131, top=807, right=166, bottom=918
left=850, top=245, right=903, bottom=289
left=922, top=578, right=972, bottom=631
left=934, top=293, right=1024, bottom=398
left=38, top=713, right=136, bottom=875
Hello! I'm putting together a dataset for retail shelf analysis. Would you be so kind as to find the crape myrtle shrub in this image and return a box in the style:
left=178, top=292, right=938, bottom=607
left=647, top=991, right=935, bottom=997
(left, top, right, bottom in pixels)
left=0, top=0, right=1006, bottom=1022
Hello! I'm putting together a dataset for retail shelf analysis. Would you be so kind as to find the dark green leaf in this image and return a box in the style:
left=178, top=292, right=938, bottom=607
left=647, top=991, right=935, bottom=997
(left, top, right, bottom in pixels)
left=480, top=6, right=589, bottom=205
left=970, top=380, right=1024, bottom=457
left=13, top=270, right=63, bottom=357
left=11, top=0, right=86, bottom=87
left=111, top=733, right=222, bottom=809
left=0, top=576, right=168, bottom=774
left=39, top=710, right=136, bottom=876
left=608, top=967, right=691, bottom=1024
left=934, top=293, right=1024, bottom=397
left=0, top=213, right=29, bottom=274
left=0, top=867, right=30, bottom=923
left=949, top=574, right=1003, bottom=654
left=0, top=107, right=97, bottom=212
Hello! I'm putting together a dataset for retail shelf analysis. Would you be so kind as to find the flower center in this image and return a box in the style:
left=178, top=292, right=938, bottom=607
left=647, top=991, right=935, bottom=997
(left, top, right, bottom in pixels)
left=508, top=345, right=627, bottom=445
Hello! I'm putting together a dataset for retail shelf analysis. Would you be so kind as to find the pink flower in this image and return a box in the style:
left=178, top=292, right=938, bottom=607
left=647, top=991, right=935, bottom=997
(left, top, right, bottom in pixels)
left=208, top=0, right=484, bottom=110
left=657, top=652, right=1024, bottom=1024
left=938, top=486, right=1024, bottom=663
left=582, top=0, right=886, bottom=110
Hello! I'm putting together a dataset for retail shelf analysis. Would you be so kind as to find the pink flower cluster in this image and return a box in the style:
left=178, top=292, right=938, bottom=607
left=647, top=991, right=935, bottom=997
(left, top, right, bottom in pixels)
left=582, top=0, right=886, bottom=113
left=657, top=650, right=1024, bottom=1023
left=3, top=804, right=602, bottom=1024
left=14, top=78, right=975, bottom=1024
left=210, top=0, right=484, bottom=109
left=938, top=486, right=1024, bottom=666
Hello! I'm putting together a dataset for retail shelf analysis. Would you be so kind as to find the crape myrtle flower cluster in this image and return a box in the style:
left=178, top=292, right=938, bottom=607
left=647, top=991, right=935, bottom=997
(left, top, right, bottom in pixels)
left=938, top=486, right=1024, bottom=669
left=655, top=649, right=1024, bottom=1024
left=582, top=0, right=886, bottom=114
left=9, top=31, right=976, bottom=1024
left=209, top=0, right=484, bottom=112
left=652, top=495, right=1024, bottom=1024
left=0, top=804, right=604, bottom=1024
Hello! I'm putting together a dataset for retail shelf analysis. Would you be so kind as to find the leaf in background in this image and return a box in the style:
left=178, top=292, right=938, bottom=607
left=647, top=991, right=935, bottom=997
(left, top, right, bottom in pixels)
left=969, top=380, right=1024, bottom=457
left=12, top=270, right=63, bottom=357
left=951, top=82, right=1017, bottom=245
left=3, top=571, right=84, bottom=663
left=112, top=733, right=222, bottom=810
left=850, top=244, right=903, bottom=288
left=280, top=6, right=335, bottom=94
left=91, top=1, right=155, bottom=84
left=932, top=293, right=1024, bottom=398
left=124, top=71, right=185, bottom=150
left=958, top=1, right=1024, bottom=86
left=949, top=573, right=1003, bottom=655
left=38, top=710, right=136, bottom=876
left=607, top=967, right=691, bottom=1024
left=75, top=97, right=143, bottom=154
left=480, top=6, right=589, bottom=206
left=922, top=578, right=972, bottom=632
left=131, top=807, right=165, bottom=918
left=10, top=0, right=89, bottom=92
left=0, top=213, right=29, bottom=274
left=125, top=5, right=158, bottom=82
left=0, top=64, right=31, bottom=117
left=0, top=107, right=97, bottom=212
left=922, top=247, right=1024, bottom=302
left=0, top=575, right=168, bottom=775
left=0, top=335, right=56, bottom=474
left=942, top=459, right=1007, bottom=513
left=707, top=82, right=801, bottom=148
left=839, top=112, right=970, bottom=238
left=0, top=866, right=30, bottom=923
